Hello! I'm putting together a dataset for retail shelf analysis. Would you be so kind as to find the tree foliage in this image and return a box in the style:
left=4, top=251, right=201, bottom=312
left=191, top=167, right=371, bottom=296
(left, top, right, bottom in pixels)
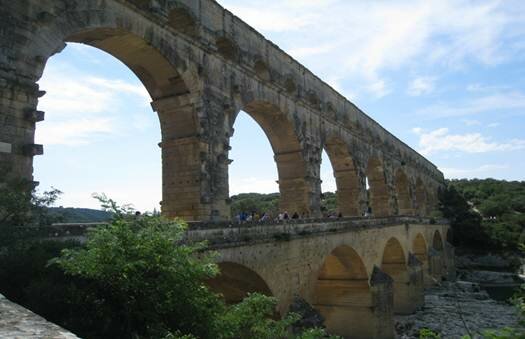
left=230, top=192, right=339, bottom=217
left=0, top=176, right=62, bottom=248
left=51, top=213, right=221, bottom=338
left=441, top=179, right=525, bottom=250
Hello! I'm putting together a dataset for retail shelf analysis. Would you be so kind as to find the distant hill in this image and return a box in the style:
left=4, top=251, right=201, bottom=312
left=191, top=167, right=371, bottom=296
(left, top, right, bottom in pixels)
left=230, top=192, right=338, bottom=217
left=47, top=207, right=113, bottom=223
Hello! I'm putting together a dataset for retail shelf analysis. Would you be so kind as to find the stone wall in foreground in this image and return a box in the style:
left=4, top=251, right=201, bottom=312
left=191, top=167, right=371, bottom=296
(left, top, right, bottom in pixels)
left=0, top=294, right=79, bottom=338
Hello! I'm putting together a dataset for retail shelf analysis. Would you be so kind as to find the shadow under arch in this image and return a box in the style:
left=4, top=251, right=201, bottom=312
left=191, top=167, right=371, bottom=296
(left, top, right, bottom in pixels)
left=381, top=237, right=412, bottom=314
left=415, top=178, right=428, bottom=217
left=433, top=230, right=444, bottom=251
left=207, top=262, right=273, bottom=304
left=323, top=137, right=360, bottom=217
left=313, top=245, right=376, bottom=338
left=413, top=233, right=428, bottom=265
left=394, top=169, right=413, bottom=215
left=413, top=233, right=433, bottom=287
left=233, top=101, right=312, bottom=216
left=366, top=157, right=390, bottom=217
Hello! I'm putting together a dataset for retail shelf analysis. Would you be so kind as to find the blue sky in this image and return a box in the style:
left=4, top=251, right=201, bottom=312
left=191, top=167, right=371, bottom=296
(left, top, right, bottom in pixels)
left=35, top=0, right=525, bottom=211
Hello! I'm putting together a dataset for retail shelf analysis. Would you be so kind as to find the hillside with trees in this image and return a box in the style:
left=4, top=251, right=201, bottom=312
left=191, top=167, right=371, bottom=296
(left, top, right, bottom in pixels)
left=230, top=192, right=338, bottom=217
left=440, top=179, right=525, bottom=251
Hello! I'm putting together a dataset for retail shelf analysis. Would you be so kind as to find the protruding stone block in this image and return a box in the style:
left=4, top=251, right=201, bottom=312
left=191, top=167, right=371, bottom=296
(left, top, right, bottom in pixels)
left=24, top=110, right=45, bottom=123
left=22, top=144, right=43, bottom=157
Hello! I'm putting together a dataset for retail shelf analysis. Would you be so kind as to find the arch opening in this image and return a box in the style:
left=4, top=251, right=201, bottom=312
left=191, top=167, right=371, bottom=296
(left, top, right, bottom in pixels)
left=57, top=28, right=205, bottom=221
left=366, top=157, right=390, bottom=217
left=433, top=231, right=444, bottom=251
left=207, top=262, right=273, bottom=304
left=323, top=138, right=360, bottom=217
left=381, top=238, right=412, bottom=314
left=394, top=169, right=413, bottom=216
left=228, top=111, right=279, bottom=219
left=36, top=30, right=191, bottom=213
left=67, top=28, right=189, bottom=100
left=313, top=246, right=374, bottom=338
left=413, top=233, right=428, bottom=265
left=413, top=233, right=433, bottom=286
left=235, top=101, right=311, bottom=217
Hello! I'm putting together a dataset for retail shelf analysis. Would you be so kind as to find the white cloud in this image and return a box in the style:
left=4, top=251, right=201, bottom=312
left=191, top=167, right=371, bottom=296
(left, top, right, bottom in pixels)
left=462, top=119, right=481, bottom=126
left=408, top=77, right=436, bottom=96
left=488, top=122, right=501, bottom=128
left=321, top=171, right=337, bottom=193
left=36, top=118, right=114, bottom=146
left=36, top=63, right=151, bottom=146
left=413, top=127, right=525, bottom=155
left=418, top=91, right=525, bottom=118
left=366, top=79, right=391, bottom=98
left=441, top=164, right=510, bottom=179
left=219, top=0, right=523, bottom=99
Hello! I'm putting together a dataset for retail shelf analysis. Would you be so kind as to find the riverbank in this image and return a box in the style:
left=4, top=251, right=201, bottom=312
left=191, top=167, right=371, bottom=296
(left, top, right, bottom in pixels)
left=395, top=281, right=522, bottom=338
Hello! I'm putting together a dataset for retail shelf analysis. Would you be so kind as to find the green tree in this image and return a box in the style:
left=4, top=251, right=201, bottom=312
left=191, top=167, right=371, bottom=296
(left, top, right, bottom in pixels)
left=438, top=185, right=488, bottom=248
left=0, top=176, right=62, bottom=247
left=51, top=211, right=221, bottom=338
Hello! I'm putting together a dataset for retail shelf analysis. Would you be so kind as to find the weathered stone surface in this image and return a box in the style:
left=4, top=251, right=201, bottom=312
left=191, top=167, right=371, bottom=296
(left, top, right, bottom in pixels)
left=395, top=282, right=522, bottom=339
left=0, top=294, right=79, bottom=338
left=0, top=0, right=445, bottom=222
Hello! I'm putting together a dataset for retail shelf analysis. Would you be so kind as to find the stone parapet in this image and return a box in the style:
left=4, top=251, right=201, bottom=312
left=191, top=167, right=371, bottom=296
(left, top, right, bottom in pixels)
left=0, top=294, right=79, bottom=338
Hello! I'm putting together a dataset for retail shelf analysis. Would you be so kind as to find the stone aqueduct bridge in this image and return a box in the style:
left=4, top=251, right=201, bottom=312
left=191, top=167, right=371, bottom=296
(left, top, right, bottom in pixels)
left=47, top=217, right=454, bottom=338
left=0, top=0, right=445, bottom=221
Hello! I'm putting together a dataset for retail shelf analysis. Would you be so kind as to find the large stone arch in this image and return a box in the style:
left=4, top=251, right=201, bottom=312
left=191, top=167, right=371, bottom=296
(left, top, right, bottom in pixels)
left=323, top=137, right=360, bottom=217
left=2, top=1, right=224, bottom=221
left=232, top=100, right=312, bottom=216
left=394, top=169, right=413, bottom=216
left=313, top=245, right=371, bottom=338
left=366, top=156, right=390, bottom=217
left=207, top=262, right=273, bottom=304
left=380, top=237, right=423, bottom=314
left=415, top=177, right=428, bottom=216
left=313, top=245, right=393, bottom=338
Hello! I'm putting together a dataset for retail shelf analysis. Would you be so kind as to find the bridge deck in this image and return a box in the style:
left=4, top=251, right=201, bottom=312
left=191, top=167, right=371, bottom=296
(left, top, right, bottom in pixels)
left=40, top=216, right=446, bottom=248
